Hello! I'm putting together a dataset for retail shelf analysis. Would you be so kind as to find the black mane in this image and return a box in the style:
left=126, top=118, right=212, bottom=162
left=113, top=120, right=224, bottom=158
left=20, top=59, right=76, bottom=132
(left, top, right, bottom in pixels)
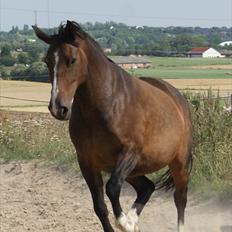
left=51, top=21, right=87, bottom=44
left=51, top=21, right=112, bottom=60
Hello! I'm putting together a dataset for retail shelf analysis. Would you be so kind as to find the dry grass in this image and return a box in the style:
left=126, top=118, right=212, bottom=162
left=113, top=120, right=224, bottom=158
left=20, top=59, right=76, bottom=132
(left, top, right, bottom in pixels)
left=0, top=80, right=50, bottom=112
left=191, top=65, right=232, bottom=70
left=0, top=111, right=76, bottom=167
left=165, top=78, right=232, bottom=96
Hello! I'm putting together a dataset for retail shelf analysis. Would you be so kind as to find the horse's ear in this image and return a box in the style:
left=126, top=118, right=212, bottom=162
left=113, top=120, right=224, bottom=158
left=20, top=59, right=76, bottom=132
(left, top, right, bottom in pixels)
left=32, top=25, right=52, bottom=44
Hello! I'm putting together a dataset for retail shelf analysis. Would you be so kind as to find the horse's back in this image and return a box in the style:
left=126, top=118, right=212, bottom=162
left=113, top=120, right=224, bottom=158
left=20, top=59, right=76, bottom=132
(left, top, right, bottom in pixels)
left=139, top=77, right=189, bottom=115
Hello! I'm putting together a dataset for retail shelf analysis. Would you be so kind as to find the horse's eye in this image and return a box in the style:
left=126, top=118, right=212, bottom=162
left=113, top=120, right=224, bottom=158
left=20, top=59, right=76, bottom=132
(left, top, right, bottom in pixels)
left=71, top=58, right=76, bottom=65
left=66, top=58, right=76, bottom=67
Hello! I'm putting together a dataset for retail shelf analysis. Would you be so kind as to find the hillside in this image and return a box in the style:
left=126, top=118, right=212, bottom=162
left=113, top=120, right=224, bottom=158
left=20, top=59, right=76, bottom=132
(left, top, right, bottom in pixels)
left=0, top=22, right=231, bottom=80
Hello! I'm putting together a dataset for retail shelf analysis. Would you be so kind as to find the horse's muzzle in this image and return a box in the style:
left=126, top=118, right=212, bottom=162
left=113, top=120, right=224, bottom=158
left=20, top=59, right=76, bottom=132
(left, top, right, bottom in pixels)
left=48, top=100, right=71, bottom=121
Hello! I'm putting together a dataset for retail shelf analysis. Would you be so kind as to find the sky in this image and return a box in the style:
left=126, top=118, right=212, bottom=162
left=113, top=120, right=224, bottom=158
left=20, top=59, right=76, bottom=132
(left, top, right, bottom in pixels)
left=0, top=0, right=231, bottom=31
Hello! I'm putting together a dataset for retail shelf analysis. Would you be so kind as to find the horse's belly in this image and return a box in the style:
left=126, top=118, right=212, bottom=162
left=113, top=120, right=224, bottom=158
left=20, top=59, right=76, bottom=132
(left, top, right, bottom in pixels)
left=130, top=132, right=182, bottom=176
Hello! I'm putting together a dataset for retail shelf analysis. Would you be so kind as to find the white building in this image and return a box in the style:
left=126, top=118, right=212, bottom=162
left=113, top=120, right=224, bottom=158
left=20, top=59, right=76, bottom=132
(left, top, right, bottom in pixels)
left=187, top=47, right=224, bottom=58
left=219, top=41, right=232, bottom=47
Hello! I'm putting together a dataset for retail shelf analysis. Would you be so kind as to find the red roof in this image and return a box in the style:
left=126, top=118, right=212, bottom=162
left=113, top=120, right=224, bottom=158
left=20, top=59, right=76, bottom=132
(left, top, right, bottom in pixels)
left=189, top=47, right=209, bottom=53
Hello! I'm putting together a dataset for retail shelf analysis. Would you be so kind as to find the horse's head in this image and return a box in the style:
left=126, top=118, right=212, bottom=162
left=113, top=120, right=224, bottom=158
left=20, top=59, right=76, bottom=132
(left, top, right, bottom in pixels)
left=33, top=21, right=88, bottom=120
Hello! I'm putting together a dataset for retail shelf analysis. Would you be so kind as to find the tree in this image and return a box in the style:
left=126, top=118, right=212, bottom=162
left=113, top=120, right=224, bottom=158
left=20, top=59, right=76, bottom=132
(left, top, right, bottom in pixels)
left=10, top=64, right=27, bottom=77
left=26, top=62, right=47, bottom=76
left=23, top=24, right=29, bottom=32
left=1, top=44, right=11, bottom=56
left=0, top=69, right=10, bottom=79
left=18, top=53, right=30, bottom=64
left=28, top=50, right=40, bottom=62
left=0, top=56, right=16, bottom=66
left=9, top=26, right=19, bottom=34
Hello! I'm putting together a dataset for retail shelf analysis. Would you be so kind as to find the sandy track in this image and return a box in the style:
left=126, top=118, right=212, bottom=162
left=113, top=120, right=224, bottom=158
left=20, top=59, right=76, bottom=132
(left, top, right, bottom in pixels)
left=0, top=161, right=231, bottom=232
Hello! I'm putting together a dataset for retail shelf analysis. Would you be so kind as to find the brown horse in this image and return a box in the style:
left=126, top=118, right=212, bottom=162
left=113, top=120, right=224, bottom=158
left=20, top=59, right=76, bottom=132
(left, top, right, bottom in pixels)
left=33, top=21, right=192, bottom=232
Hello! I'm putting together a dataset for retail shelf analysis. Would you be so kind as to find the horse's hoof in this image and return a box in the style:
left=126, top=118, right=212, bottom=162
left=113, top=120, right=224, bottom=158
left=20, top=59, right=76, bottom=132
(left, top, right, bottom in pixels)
left=134, top=224, right=140, bottom=232
left=117, top=223, right=140, bottom=232
left=116, top=211, right=141, bottom=232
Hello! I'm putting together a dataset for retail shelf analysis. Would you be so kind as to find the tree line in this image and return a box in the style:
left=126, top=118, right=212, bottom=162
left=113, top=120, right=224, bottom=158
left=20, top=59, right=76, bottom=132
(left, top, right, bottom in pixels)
left=0, top=22, right=231, bottom=80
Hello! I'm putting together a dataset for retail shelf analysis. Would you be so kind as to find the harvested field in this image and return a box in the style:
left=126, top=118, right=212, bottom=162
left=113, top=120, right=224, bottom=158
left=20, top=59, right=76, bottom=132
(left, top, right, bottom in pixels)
left=191, top=65, right=232, bottom=70
left=165, top=78, right=232, bottom=96
left=1, top=79, right=232, bottom=113
left=0, top=80, right=50, bottom=112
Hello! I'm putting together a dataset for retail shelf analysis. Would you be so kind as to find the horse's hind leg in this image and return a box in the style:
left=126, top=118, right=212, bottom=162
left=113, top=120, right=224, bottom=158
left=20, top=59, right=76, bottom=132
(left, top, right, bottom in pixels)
left=126, top=176, right=155, bottom=216
left=170, top=160, right=189, bottom=232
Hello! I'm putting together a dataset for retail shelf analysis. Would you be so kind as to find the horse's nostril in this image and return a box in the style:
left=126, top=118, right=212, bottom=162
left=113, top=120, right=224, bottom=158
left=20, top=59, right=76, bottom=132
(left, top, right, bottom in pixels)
left=60, top=106, right=69, bottom=118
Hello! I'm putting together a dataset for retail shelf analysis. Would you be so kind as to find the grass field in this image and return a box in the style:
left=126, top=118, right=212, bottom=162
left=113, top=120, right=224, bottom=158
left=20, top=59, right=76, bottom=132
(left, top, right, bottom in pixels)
left=148, top=57, right=232, bottom=67
left=130, top=57, right=232, bottom=79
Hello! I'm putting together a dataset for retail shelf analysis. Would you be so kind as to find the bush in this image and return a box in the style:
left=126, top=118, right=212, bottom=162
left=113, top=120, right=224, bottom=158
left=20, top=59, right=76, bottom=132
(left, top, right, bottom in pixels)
left=11, top=64, right=28, bottom=77
left=0, top=68, right=11, bottom=79
left=18, top=52, right=31, bottom=64
left=0, top=55, right=16, bottom=66
left=0, top=113, right=77, bottom=170
left=10, top=62, right=48, bottom=81
left=26, top=61, right=47, bottom=76
left=186, top=91, right=232, bottom=194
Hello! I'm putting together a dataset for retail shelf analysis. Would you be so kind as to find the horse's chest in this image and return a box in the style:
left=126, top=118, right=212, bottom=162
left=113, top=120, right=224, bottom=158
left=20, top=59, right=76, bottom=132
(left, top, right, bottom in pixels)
left=69, top=119, right=121, bottom=172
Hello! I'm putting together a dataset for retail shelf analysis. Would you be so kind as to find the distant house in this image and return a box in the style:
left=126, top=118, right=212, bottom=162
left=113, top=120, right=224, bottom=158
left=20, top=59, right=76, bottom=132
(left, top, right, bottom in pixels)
left=111, top=56, right=152, bottom=69
left=28, top=39, right=36, bottom=43
left=16, top=48, right=23, bottom=52
left=103, top=48, right=112, bottom=54
left=187, top=47, right=224, bottom=58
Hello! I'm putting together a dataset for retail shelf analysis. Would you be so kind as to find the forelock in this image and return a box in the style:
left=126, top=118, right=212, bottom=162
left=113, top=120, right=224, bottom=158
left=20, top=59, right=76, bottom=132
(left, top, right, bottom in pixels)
left=51, top=21, right=86, bottom=44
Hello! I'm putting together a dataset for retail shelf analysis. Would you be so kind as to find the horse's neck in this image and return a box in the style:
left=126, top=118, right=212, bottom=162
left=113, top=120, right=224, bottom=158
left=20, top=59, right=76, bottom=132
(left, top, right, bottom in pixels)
left=76, top=43, right=134, bottom=119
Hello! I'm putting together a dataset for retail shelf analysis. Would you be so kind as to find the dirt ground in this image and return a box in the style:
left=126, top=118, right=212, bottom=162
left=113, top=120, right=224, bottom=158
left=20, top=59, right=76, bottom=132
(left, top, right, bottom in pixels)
left=0, top=161, right=231, bottom=232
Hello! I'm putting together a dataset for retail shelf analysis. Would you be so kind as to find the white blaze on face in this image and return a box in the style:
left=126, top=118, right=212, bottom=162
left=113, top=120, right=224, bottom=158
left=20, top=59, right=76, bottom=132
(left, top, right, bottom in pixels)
left=52, top=51, right=59, bottom=107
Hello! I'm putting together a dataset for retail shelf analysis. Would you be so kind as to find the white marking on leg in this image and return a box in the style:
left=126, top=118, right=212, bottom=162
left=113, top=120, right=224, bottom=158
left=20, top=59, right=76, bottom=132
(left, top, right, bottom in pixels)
left=117, top=212, right=128, bottom=229
left=116, top=209, right=140, bottom=232
left=127, top=208, right=138, bottom=226
left=178, top=222, right=184, bottom=232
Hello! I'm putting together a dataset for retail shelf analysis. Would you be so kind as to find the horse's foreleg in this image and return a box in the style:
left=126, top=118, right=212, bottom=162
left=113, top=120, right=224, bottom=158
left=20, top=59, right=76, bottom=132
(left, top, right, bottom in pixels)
left=106, top=147, right=139, bottom=232
left=79, top=162, right=114, bottom=232
left=126, top=176, right=155, bottom=215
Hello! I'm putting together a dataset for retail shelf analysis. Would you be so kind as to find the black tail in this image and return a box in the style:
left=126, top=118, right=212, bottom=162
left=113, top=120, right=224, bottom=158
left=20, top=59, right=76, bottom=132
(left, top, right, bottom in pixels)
left=154, top=151, right=193, bottom=192
left=187, top=151, right=193, bottom=175
left=154, top=169, right=175, bottom=191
